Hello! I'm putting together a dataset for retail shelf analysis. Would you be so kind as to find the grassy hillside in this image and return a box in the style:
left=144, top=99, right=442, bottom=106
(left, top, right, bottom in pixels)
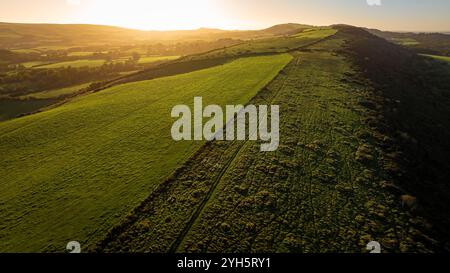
left=421, top=54, right=450, bottom=63
left=98, top=34, right=436, bottom=253
left=137, top=55, right=180, bottom=64
left=36, top=59, right=107, bottom=69
left=0, top=22, right=312, bottom=49
left=186, top=28, right=336, bottom=60
left=338, top=25, right=450, bottom=249
left=22, top=83, right=92, bottom=99
left=2, top=22, right=449, bottom=253
left=368, top=29, right=450, bottom=56
left=0, top=54, right=292, bottom=252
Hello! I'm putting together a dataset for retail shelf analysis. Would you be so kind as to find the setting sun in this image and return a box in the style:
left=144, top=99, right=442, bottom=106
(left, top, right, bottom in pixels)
left=77, top=0, right=228, bottom=30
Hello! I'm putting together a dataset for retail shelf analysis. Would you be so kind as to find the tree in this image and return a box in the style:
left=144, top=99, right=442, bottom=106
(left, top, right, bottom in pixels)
left=132, top=52, right=141, bottom=63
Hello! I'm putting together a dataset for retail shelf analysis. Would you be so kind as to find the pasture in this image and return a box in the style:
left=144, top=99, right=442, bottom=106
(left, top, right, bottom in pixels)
left=0, top=54, right=291, bottom=252
left=23, top=83, right=92, bottom=99
left=138, top=55, right=180, bottom=64
left=36, top=59, right=106, bottom=69
left=421, top=54, right=450, bottom=63
left=99, top=37, right=430, bottom=253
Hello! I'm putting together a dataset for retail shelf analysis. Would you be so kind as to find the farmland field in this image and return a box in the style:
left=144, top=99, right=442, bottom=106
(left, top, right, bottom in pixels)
left=98, top=37, right=432, bottom=253
left=1, top=18, right=450, bottom=255
left=20, top=61, right=50, bottom=68
left=421, top=54, right=450, bottom=63
left=23, top=83, right=92, bottom=99
left=390, top=38, right=420, bottom=46
left=36, top=59, right=106, bottom=69
left=67, top=51, right=95, bottom=57
left=187, top=28, right=337, bottom=60
left=138, top=55, right=180, bottom=64
left=11, top=48, right=40, bottom=54
left=0, top=54, right=291, bottom=252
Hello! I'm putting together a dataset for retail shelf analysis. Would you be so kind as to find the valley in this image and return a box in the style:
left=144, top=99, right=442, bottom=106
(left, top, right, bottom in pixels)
left=0, top=22, right=449, bottom=253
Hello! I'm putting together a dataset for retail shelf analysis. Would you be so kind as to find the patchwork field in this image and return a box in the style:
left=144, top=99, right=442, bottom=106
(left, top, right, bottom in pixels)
left=421, top=54, right=450, bottom=63
left=187, top=28, right=337, bottom=60
left=0, top=54, right=291, bottom=252
left=1, top=22, right=450, bottom=254
left=138, top=56, right=180, bottom=64
left=98, top=38, right=432, bottom=253
left=22, top=83, right=92, bottom=99
left=36, top=59, right=107, bottom=69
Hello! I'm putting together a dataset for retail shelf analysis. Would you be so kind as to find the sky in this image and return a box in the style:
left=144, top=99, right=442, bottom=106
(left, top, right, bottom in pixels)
left=0, top=0, right=449, bottom=32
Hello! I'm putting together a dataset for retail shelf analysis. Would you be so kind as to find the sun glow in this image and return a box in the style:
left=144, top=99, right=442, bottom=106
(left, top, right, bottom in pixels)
left=78, top=0, right=229, bottom=30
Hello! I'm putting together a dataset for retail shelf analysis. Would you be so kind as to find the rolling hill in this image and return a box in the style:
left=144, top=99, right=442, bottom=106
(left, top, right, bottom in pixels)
left=0, top=54, right=291, bottom=252
left=367, top=28, right=450, bottom=56
left=97, top=26, right=450, bottom=253
left=0, top=23, right=449, bottom=253
left=0, top=22, right=313, bottom=49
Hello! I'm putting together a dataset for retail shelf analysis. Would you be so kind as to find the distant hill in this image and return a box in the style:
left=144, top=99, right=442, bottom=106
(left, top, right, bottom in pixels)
left=262, top=23, right=313, bottom=35
left=0, top=22, right=314, bottom=49
left=366, top=28, right=450, bottom=56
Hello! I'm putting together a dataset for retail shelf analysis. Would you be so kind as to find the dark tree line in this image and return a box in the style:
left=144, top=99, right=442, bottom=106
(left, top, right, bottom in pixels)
left=0, top=61, right=139, bottom=97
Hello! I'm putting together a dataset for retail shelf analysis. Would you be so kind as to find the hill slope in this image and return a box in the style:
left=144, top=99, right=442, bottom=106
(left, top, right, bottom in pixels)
left=338, top=25, right=450, bottom=249
left=0, top=54, right=291, bottom=252
left=0, top=22, right=313, bottom=48
left=97, top=27, right=450, bottom=253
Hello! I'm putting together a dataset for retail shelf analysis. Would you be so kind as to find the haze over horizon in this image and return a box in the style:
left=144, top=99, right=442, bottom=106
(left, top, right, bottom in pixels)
left=0, top=0, right=449, bottom=32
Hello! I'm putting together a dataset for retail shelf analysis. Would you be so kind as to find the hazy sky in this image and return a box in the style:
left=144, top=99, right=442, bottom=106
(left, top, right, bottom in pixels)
left=0, top=0, right=449, bottom=31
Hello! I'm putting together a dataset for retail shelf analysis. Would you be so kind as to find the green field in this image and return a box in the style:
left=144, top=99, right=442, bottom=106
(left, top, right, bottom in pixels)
left=1, top=22, right=450, bottom=254
left=187, top=28, right=337, bottom=60
left=34, top=45, right=74, bottom=51
left=23, top=83, right=92, bottom=99
left=20, top=61, right=50, bottom=68
left=67, top=51, right=95, bottom=57
left=99, top=38, right=429, bottom=253
left=0, top=54, right=292, bottom=252
left=29, top=55, right=179, bottom=69
left=11, top=48, right=40, bottom=54
left=421, top=54, right=450, bottom=63
left=118, top=70, right=140, bottom=76
left=36, top=59, right=106, bottom=69
left=292, top=27, right=336, bottom=39
left=138, top=55, right=180, bottom=64
left=391, top=38, right=420, bottom=46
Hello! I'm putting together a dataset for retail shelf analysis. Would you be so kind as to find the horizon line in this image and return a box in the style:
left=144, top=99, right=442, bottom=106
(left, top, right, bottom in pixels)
left=1, top=20, right=449, bottom=34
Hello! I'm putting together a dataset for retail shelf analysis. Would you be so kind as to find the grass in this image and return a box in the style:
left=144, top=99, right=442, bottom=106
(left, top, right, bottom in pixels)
left=36, top=59, right=106, bottom=69
left=11, top=48, right=40, bottom=54
left=292, top=27, right=337, bottom=39
left=22, top=83, right=92, bottom=99
left=421, top=54, right=450, bottom=63
left=186, top=28, right=337, bottom=60
left=34, top=45, right=74, bottom=51
left=118, top=70, right=140, bottom=76
left=390, top=38, right=420, bottom=46
left=99, top=36, right=431, bottom=254
left=68, top=51, right=95, bottom=57
left=30, top=56, right=178, bottom=69
left=138, top=56, right=180, bottom=64
left=0, top=53, right=292, bottom=252
left=20, top=61, right=50, bottom=68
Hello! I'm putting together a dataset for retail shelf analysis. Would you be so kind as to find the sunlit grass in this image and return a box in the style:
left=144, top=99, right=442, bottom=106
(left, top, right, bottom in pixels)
left=0, top=54, right=292, bottom=252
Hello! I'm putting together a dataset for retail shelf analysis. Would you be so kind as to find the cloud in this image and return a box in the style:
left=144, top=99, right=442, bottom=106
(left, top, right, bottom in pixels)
left=366, top=0, right=382, bottom=6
